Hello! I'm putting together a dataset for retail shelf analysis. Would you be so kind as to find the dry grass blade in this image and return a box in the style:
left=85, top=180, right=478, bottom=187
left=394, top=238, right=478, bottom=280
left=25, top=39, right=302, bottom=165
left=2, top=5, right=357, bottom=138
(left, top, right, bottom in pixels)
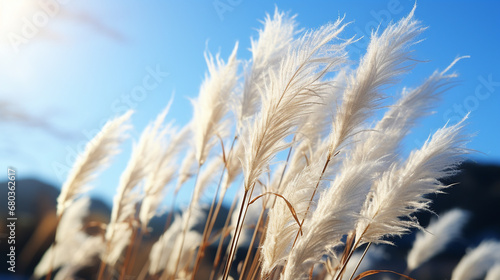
left=249, top=192, right=303, bottom=235
left=352, top=269, right=415, bottom=280
left=261, top=158, right=327, bottom=276
left=336, top=231, right=356, bottom=278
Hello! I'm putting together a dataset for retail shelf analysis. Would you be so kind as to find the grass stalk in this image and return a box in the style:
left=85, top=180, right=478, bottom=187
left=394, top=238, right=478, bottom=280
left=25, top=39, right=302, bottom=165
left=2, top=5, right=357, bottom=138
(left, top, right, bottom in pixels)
left=126, top=227, right=145, bottom=276
left=291, top=154, right=332, bottom=249
left=44, top=213, right=63, bottom=280
left=210, top=191, right=239, bottom=280
left=191, top=136, right=237, bottom=279
left=240, top=202, right=266, bottom=278
left=171, top=164, right=202, bottom=280
left=221, top=185, right=254, bottom=280
left=120, top=226, right=138, bottom=280
left=97, top=258, right=107, bottom=280
left=348, top=242, right=372, bottom=280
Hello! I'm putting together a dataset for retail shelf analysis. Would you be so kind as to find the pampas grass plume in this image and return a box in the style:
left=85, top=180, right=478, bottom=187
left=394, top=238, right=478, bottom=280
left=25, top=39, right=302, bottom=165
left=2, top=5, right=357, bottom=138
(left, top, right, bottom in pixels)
left=452, top=241, right=500, bottom=280
left=407, top=208, right=470, bottom=271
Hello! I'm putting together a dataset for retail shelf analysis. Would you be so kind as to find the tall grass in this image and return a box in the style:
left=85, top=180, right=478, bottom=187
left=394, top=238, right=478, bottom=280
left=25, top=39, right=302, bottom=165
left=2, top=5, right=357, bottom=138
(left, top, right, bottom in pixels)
left=36, top=5, right=481, bottom=280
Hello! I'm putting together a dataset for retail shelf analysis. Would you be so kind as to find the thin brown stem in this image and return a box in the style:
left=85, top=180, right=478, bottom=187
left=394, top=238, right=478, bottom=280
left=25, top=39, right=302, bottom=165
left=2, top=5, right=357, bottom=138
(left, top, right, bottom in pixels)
left=191, top=136, right=237, bottom=279
left=335, top=244, right=358, bottom=280
left=119, top=226, right=138, bottom=280
left=308, top=265, right=315, bottom=280
left=278, top=153, right=333, bottom=276
left=221, top=185, right=255, bottom=280
left=276, top=142, right=294, bottom=193
left=137, top=259, right=151, bottom=280
left=249, top=246, right=262, bottom=280
left=191, top=172, right=225, bottom=279
left=171, top=164, right=202, bottom=280
left=248, top=144, right=293, bottom=280
left=206, top=191, right=226, bottom=247
left=155, top=190, right=178, bottom=278
left=335, top=223, right=374, bottom=280
left=210, top=192, right=239, bottom=280
left=221, top=190, right=249, bottom=280
left=249, top=192, right=303, bottom=235
left=240, top=202, right=266, bottom=278
left=44, top=213, right=63, bottom=280
left=127, top=227, right=145, bottom=276
left=291, top=154, right=332, bottom=249
left=348, top=242, right=372, bottom=280
left=97, top=259, right=107, bottom=280
left=165, top=190, right=178, bottom=231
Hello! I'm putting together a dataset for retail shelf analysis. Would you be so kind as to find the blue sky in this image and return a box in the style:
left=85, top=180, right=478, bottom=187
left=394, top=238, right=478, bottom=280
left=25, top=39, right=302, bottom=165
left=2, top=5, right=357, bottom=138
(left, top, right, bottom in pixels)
left=1, top=0, right=499, bottom=207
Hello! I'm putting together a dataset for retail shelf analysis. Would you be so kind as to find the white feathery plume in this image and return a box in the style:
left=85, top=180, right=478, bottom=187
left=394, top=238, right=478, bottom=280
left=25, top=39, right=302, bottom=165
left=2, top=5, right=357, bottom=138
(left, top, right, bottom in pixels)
left=54, top=236, right=104, bottom=280
left=221, top=139, right=245, bottom=196
left=283, top=160, right=377, bottom=280
left=168, top=231, right=203, bottom=278
left=149, top=207, right=204, bottom=276
left=104, top=221, right=134, bottom=267
left=282, top=8, right=425, bottom=278
left=193, top=156, right=224, bottom=203
left=345, top=57, right=466, bottom=252
left=261, top=159, right=326, bottom=275
left=350, top=57, right=465, bottom=172
left=273, top=144, right=308, bottom=195
left=149, top=214, right=183, bottom=275
left=235, top=8, right=298, bottom=129
left=139, top=124, right=189, bottom=229
left=192, top=43, right=239, bottom=165
left=485, top=264, right=500, bottom=280
left=221, top=9, right=297, bottom=201
left=269, top=72, right=345, bottom=204
left=452, top=241, right=500, bottom=280
left=296, top=71, right=346, bottom=146
left=240, top=20, right=351, bottom=275
left=407, top=208, right=470, bottom=271
left=104, top=107, right=171, bottom=265
left=261, top=141, right=335, bottom=274
left=278, top=138, right=330, bottom=197
left=176, top=149, right=198, bottom=193
left=267, top=162, right=287, bottom=196
left=242, top=17, right=350, bottom=192
left=34, top=197, right=91, bottom=277
left=56, top=111, right=132, bottom=216
left=355, top=117, right=469, bottom=247
left=269, top=72, right=344, bottom=211
left=327, top=5, right=424, bottom=160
